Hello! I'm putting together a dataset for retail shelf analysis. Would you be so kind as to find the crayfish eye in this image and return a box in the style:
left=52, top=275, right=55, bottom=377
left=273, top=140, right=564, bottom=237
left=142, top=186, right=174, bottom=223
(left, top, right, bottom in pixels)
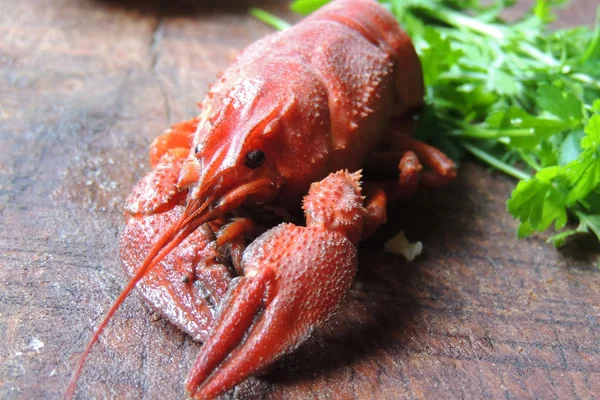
left=244, top=149, right=265, bottom=169
left=195, top=144, right=201, bottom=155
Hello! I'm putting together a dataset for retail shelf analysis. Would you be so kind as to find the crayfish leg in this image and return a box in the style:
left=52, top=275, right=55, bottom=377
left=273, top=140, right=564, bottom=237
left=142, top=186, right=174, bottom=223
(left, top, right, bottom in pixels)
left=392, top=134, right=457, bottom=187
left=215, top=218, right=257, bottom=248
left=361, top=183, right=388, bottom=239
left=126, top=117, right=205, bottom=217
left=124, top=147, right=189, bottom=218
left=215, top=218, right=262, bottom=276
left=149, top=117, right=199, bottom=167
left=366, top=122, right=457, bottom=203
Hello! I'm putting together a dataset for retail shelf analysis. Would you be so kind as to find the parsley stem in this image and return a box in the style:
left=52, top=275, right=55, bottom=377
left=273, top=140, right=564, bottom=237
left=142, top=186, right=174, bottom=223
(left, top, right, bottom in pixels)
left=581, top=8, right=600, bottom=63
left=415, top=3, right=505, bottom=40
left=518, top=42, right=559, bottom=67
left=460, top=142, right=532, bottom=181
left=249, top=8, right=291, bottom=30
left=440, top=71, right=489, bottom=81
left=450, top=128, right=534, bottom=139
left=572, top=73, right=600, bottom=90
left=517, top=40, right=600, bottom=90
left=518, top=151, right=542, bottom=172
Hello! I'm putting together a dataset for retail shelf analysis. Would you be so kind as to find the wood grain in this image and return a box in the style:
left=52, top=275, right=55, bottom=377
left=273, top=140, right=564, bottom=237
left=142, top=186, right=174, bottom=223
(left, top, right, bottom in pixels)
left=0, top=0, right=598, bottom=399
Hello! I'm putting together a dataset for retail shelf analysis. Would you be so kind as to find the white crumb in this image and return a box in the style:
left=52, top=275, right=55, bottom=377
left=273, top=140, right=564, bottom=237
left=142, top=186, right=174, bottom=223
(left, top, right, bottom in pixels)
left=28, top=338, right=44, bottom=352
left=384, top=231, right=423, bottom=261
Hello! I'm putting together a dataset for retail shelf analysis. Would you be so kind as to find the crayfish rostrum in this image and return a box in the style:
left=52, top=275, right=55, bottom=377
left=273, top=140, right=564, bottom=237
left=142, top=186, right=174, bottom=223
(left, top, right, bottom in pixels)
left=66, top=0, right=456, bottom=398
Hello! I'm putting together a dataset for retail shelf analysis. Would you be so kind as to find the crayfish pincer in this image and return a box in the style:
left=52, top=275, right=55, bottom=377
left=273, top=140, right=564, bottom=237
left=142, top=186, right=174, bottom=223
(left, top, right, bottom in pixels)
left=65, top=0, right=456, bottom=398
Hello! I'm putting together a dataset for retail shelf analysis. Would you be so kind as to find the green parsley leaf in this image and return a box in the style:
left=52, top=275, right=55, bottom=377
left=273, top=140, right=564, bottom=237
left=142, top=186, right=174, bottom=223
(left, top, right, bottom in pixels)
left=507, top=166, right=568, bottom=236
left=537, top=84, right=583, bottom=122
left=290, top=0, right=330, bottom=14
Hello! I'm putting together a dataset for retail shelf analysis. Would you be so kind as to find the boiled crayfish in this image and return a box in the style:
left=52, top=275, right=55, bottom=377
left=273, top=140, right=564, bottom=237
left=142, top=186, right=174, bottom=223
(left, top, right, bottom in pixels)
left=66, top=0, right=456, bottom=398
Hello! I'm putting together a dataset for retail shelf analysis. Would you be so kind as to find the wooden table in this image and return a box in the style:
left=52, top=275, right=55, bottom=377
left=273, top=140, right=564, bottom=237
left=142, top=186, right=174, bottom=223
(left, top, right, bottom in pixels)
left=1, top=0, right=598, bottom=398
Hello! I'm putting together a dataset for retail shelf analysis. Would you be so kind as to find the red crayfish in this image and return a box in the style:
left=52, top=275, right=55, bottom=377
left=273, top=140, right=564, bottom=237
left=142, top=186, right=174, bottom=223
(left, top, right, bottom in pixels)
left=66, top=0, right=456, bottom=398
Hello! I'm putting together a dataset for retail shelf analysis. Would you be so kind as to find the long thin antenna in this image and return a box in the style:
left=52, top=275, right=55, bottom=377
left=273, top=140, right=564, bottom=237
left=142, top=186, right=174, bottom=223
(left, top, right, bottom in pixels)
left=63, top=199, right=211, bottom=399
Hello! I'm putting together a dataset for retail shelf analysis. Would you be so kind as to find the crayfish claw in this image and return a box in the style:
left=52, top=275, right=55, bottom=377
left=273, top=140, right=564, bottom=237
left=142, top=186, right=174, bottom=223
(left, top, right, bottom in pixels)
left=185, top=270, right=273, bottom=397
left=187, top=225, right=357, bottom=399
left=186, top=170, right=368, bottom=399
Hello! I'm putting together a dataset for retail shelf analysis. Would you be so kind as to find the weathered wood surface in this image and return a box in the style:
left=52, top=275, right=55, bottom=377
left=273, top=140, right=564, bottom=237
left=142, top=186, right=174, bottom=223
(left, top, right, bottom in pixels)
left=1, top=0, right=598, bottom=399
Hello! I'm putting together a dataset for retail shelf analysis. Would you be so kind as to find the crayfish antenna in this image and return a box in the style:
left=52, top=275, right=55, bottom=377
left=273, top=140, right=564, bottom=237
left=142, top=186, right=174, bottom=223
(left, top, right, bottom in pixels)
left=186, top=170, right=366, bottom=400
left=64, top=197, right=211, bottom=399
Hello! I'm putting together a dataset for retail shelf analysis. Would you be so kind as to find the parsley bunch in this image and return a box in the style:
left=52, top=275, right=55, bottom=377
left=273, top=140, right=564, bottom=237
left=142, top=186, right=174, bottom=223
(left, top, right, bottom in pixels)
left=253, top=0, right=600, bottom=247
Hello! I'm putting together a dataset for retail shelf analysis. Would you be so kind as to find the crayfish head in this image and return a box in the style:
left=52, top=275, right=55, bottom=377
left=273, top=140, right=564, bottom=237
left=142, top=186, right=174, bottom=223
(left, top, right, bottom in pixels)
left=175, top=102, right=287, bottom=229
left=177, top=59, right=332, bottom=228
left=179, top=73, right=294, bottom=226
